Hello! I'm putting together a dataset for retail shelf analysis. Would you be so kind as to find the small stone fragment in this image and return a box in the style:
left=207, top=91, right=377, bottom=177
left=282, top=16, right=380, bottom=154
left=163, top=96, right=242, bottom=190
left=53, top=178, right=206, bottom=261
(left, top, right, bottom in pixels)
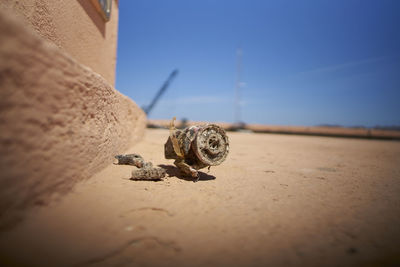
left=131, top=167, right=166, bottom=181
left=115, top=154, right=145, bottom=168
left=115, top=153, right=166, bottom=181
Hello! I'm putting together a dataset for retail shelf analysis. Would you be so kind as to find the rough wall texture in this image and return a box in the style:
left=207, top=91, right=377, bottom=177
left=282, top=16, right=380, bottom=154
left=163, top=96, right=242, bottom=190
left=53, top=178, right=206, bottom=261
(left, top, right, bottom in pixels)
left=0, top=0, right=119, bottom=85
left=0, top=10, right=145, bottom=228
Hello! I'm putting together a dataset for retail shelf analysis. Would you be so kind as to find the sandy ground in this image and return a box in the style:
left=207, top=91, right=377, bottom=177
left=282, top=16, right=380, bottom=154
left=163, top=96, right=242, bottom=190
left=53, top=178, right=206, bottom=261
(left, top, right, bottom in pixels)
left=1, top=129, right=400, bottom=267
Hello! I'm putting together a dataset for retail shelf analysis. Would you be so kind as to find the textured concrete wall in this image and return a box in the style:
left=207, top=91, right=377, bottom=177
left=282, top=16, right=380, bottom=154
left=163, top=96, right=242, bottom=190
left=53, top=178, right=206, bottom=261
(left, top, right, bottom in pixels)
left=0, top=0, right=119, bottom=85
left=0, top=10, right=145, bottom=228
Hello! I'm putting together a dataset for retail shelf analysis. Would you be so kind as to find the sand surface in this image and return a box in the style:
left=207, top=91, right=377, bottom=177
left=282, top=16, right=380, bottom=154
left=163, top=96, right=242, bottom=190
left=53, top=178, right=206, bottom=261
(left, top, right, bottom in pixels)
left=1, top=129, right=400, bottom=266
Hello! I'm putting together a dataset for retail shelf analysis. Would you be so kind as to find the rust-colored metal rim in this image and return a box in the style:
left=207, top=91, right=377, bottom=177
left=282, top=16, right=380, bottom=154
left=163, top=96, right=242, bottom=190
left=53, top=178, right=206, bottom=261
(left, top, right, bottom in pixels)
left=193, top=124, right=229, bottom=166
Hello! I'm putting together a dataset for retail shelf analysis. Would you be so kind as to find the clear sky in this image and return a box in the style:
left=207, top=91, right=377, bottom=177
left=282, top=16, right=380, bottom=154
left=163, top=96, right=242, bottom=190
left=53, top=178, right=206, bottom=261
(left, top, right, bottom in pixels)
left=116, top=0, right=400, bottom=127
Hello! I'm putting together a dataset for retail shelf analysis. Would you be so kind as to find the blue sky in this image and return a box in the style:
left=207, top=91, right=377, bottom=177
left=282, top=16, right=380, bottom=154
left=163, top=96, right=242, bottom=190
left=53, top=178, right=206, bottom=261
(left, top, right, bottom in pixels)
left=116, top=0, right=400, bottom=127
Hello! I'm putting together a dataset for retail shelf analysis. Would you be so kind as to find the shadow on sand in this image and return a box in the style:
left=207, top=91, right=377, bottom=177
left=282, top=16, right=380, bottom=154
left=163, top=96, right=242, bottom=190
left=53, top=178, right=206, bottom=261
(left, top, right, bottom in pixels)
left=158, top=164, right=216, bottom=182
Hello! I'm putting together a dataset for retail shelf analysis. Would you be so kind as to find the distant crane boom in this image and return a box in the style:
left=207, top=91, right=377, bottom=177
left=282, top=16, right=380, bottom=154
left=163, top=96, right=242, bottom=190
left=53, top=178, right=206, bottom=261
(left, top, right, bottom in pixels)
left=143, top=69, right=179, bottom=115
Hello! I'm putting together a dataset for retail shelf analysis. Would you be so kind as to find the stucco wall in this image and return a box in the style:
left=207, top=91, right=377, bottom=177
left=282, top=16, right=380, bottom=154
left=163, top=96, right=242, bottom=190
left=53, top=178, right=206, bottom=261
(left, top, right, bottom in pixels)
left=0, top=9, right=145, bottom=228
left=0, top=0, right=119, bottom=85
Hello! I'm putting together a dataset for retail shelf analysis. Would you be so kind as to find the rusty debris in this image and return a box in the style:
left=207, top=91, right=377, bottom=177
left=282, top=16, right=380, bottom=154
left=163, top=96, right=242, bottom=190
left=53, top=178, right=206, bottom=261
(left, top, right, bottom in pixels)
left=115, top=118, right=229, bottom=182
left=164, top=117, right=229, bottom=182
left=115, top=154, right=166, bottom=181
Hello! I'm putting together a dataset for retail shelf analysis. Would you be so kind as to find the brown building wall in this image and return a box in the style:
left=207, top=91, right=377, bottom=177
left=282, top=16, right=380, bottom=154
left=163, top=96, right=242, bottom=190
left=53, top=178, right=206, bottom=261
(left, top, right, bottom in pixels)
left=0, top=0, right=119, bottom=85
left=0, top=2, right=146, bottom=227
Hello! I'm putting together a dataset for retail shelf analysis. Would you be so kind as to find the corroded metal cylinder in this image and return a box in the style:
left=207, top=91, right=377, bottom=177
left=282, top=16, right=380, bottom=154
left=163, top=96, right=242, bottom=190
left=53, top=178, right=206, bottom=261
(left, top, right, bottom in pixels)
left=165, top=120, right=229, bottom=180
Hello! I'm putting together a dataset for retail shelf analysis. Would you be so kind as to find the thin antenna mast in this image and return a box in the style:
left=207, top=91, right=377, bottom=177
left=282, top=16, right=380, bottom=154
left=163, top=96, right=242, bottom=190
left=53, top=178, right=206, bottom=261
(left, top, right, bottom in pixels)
left=234, top=48, right=242, bottom=124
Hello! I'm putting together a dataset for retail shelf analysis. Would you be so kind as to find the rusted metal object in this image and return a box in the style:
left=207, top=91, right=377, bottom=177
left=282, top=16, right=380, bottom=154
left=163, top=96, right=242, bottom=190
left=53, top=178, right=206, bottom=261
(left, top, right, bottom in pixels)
left=164, top=118, right=229, bottom=181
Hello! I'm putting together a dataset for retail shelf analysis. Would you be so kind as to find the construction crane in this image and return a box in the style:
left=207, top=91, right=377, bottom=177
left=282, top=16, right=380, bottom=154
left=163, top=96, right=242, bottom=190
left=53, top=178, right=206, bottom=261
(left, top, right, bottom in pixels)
left=143, top=69, right=179, bottom=115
